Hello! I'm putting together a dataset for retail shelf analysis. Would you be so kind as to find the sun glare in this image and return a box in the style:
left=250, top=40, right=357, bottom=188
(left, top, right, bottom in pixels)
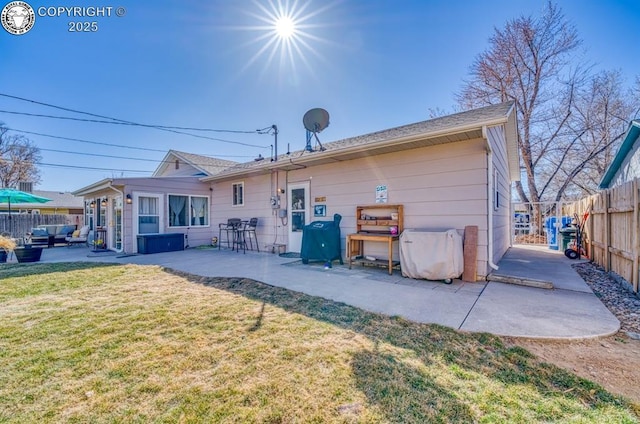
left=275, top=16, right=295, bottom=39
left=237, top=0, right=332, bottom=78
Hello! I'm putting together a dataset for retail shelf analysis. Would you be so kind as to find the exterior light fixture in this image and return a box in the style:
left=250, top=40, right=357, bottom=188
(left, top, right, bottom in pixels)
left=90, top=200, right=96, bottom=208
left=126, top=194, right=132, bottom=204
left=101, top=198, right=107, bottom=207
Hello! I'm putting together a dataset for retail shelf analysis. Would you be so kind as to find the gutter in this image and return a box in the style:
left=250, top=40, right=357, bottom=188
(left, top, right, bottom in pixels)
left=599, top=121, right=640, bottom=188
left=202, top=117, right=511, bottom=183
left=483, top=126, right=499, bottom=271
left=71, top=178, right=113, bottom=196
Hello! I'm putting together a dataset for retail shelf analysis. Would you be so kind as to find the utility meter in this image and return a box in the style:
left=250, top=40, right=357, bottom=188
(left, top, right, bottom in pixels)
left=270, top=195, right=280, bottom=208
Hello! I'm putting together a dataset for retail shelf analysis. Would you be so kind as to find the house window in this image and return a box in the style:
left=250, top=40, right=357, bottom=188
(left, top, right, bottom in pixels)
left=85, top=201, right=94, bottom=230
left=190, top=196, right=209, bottom=226
left=232, top=182, right=244, bottom=206
left=98, top=199, right=107, bottom=227
left=168, top=195, right=188, bottom=227
left=168, top=195, right=210, bottom=227
left=138, top=196, right=159, bottom=234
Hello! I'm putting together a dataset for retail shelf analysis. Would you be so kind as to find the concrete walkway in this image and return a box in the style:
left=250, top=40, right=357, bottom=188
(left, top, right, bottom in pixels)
left=19, top=243, right=620, bottom=340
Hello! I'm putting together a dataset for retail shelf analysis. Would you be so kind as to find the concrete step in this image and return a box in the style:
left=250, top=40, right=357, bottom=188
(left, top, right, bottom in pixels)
left=488, top=273, right=554, bottom=290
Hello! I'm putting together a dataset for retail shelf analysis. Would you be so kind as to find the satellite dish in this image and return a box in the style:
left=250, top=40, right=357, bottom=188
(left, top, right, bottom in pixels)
left=303, top=108, right=329, bottom=152
left=303, top=108, right=330, bottom=133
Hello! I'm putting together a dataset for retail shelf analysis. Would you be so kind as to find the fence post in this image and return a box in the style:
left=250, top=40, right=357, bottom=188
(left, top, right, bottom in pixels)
left=587, top=194, right=597, bottom=263
left=634, top=180, right=639, bottom=293
left=604, top=189, right=611, bottom=272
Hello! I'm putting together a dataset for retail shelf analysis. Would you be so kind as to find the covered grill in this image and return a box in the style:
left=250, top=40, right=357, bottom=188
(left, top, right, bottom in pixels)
left=399, top=229, right=463, bottom=282
left=301, top=214, right=343, bottom=267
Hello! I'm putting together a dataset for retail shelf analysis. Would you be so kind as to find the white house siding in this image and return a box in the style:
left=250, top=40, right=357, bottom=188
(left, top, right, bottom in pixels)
left=276, top=138, right=492, bottom=278
left=111, top=177, right=213, bottom=253
left=210, top=173, right=287, bottom=250
left=486, top=124, right=512, bottom=264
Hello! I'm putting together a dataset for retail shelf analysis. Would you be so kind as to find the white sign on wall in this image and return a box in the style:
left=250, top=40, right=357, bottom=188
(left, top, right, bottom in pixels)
left=375, top=185, right=388, bottom=203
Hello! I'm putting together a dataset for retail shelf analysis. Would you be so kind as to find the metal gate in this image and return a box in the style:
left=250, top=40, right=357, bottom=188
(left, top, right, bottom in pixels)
left=512, top=201, right=567, bottom=248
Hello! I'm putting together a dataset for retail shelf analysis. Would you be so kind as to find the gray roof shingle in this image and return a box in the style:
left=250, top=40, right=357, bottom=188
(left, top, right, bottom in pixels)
left=206, top=101, right=516, bottom=179
left=169, top=150, right=239, bottom=176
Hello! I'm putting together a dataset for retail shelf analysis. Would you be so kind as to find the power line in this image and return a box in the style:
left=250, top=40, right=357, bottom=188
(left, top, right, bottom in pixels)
left=4, top=127, right=258, bottom=175
left=9, top=127, right=166, bottom=153
left=0, top=94, right=273, bottom=175
left=5, top=129, right=252, bottom=172
left=38, top=147, right=254, bottom=167
left=0, top=157, right=151, bottom=173
left=0, top=93, right=258, bottom=134
left=0, top=109, right=268, bottom=148
left=39, top=162, right=150, bottom=173
left=38, top=147, right=165, bottom=163
left=8, top=127, right=256, bottom=158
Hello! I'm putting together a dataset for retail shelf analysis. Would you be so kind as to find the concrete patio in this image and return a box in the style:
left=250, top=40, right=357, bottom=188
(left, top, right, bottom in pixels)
left=11, top=243, right=620, bottom=340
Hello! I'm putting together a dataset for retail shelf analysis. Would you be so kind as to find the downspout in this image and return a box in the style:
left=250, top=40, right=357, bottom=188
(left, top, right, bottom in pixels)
left=483, top=126, right=499, bottom=271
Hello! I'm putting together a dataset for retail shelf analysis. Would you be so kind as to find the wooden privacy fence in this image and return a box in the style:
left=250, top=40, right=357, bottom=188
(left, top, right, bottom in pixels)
left=0, top=214, right=71, bottom=239
left=565, top=179, right=640, bottom=294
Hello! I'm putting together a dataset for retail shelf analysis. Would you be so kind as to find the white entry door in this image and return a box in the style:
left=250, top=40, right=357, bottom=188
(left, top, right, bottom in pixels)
left=288, top=181, right=310, bottom=252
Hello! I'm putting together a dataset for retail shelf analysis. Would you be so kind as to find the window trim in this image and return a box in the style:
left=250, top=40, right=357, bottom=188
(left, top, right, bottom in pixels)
left=167, top=193, right=211, bottom=228
left=232, top=182, right=244, bottom=207
left=133, top=192, right=163, bottom=236
left=84, top=200, right=94, bottom=230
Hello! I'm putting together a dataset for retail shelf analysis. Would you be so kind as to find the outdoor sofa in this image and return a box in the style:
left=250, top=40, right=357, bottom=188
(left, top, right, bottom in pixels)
left=29, top=224, right=77, bottom=247
left=65, top=225, right=90, bottom=246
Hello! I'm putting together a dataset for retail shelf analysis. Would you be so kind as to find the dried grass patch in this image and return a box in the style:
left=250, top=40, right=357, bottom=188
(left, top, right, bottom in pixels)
left=0, top=263, right=637, bottom=423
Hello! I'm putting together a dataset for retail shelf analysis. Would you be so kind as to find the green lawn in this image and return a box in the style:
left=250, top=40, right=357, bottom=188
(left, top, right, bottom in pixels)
left=0, top=262, right=638, bottom=423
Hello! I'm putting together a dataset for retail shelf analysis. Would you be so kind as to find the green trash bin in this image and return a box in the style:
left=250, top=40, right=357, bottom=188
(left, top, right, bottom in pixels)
left=559, top=227, right=577, bottom=251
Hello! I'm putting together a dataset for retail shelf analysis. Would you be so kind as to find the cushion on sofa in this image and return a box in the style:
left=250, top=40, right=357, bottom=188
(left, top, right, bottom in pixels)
left=38, top=225, right=56, bottom=235
left=37, top=225, right=76, bottom=235
left=57, top=225, right=77, bottom=236
left=35, top=225, right=78, bottom=244
left=30, top=228, right=49, bottom=237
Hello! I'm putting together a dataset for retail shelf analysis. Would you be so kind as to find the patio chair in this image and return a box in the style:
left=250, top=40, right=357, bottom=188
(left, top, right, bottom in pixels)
left=66, top=225, right=90, bottom=247
left=218, top=218, right=242, bottom=250
left=243, top=218, right=259, bottom=251
left=232, top=221, right=247, bottom=254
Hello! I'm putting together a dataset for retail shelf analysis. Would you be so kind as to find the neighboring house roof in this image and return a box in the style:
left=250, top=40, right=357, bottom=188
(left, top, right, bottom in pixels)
left=152, top=150, right=238, bottom=177
left=599, top=120, right=640, bottom=189
left=1, top=190, right=84, bottom=209
left=201, top=101, right=520, bottom=183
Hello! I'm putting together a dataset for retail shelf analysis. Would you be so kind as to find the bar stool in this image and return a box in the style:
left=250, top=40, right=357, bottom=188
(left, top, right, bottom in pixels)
left=233, top=221, right=247, bottom=253
left=243, top=218, right=259, bottom=251
left=219, top=218, right=241, bottom=250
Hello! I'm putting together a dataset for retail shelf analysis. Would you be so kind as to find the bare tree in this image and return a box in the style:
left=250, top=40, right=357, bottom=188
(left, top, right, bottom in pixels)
left=549, top=70, right=639, bottom=200
left=456, top=2, right=638, bottom=202
left=0, top=124, right=41, bottom=188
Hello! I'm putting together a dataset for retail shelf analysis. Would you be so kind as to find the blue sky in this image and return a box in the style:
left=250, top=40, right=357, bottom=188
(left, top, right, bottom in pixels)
left=1, top=0, right=638, bottom=192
